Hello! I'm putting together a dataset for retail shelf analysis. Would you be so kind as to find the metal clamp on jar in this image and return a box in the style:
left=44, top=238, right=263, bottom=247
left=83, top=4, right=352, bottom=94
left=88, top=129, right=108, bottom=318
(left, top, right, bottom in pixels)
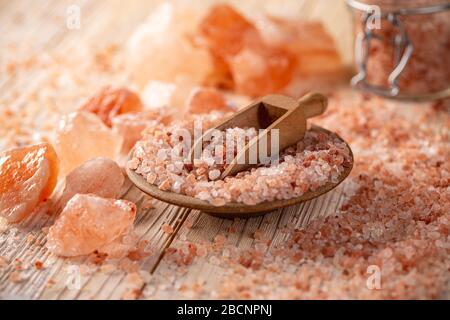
left=347, top=0, right=450, bottom=100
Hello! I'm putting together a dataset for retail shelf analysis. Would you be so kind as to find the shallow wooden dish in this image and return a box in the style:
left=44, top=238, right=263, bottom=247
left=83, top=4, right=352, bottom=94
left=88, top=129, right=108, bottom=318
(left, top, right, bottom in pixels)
left=126, top=125, right=353, bottom=218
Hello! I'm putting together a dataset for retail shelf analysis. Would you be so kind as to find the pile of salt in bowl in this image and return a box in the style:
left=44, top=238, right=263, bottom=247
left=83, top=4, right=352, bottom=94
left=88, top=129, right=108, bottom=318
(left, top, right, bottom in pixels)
left=128, top=114, right=352, bottom=206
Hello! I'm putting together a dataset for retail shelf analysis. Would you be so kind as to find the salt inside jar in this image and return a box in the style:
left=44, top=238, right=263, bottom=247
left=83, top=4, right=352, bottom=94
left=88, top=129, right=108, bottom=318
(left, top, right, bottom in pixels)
left=347, top=0, right=450, bottom=100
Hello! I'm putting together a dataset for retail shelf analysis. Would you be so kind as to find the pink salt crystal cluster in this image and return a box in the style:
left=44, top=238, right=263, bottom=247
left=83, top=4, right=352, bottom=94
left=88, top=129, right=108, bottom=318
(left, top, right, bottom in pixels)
left=195, top=4, right=342, bottom=97
left=129, top=115, right=351, bottom=206
left=126, top=3, right=341, bottom=99
left=56, top=157, right=124, bottom=211
left=46, top=194, right=136, bottom=257
left=55, top=111, right=123, bottom=175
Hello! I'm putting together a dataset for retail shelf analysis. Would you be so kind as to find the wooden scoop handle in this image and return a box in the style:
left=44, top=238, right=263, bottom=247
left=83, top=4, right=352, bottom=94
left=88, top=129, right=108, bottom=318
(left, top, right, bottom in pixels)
left=299, top=92, right=328, bottom=118
left=256, top=92, right=327, bottom=126
left=188, top=92, right=328, bottom=179
left=220, top=93, right=328, bottom=179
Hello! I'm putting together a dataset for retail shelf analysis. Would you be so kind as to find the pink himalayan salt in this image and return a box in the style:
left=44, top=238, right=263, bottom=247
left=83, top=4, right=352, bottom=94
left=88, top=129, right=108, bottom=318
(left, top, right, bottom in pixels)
left=185, top=87, right=233, bottom=114
left=80, top=87, right=143, bottom=128
left=255, top=18, right=342, bottom=76
left=0, top=143, right=59, bottom=223
left=214, top=234, right=226, bottom=244
left=126, top=272, right=145, bottom=287
left=161, top=223, right=174, bottom=235
left=131, top=116, right=351, bottom=206
left=126, top=2, right=213, bottom=88
left=109, top=91, right=449, bottom=300
left=55, top=111, right=123, bottom=176
left=198, top=4, right=296, bottom=97
left=202, top=92, right=449, bottom=299
left=112, top=111, right=171, bottom=153
left=57, top=158, right=124, bottom=211
left=46, top=194, right=136, bottom=257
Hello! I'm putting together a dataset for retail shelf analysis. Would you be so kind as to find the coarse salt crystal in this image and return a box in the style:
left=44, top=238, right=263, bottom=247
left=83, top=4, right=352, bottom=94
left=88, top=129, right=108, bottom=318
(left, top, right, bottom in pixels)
left=208, top=169, right=221, bottom=181
left=161, top=223, right=174, bottom=234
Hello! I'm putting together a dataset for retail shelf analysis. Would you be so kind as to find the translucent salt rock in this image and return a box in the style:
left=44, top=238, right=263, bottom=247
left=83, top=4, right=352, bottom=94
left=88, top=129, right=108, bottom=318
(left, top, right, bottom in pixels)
left=255, top=18, right=342, bottom=75
left=199, top=4, right=258, bottom=57
left=57, top=158, right=124, bottom=211
left=186, top=87, right=232, bottom=114
left=0, top=143, right=59, bottom=223
left=80, top=87, right=143, bottom=127
left=46, top=194, right=136, bottom=257
left=55, top=111, right=123, bottom=176
left=198, top=4, right=296, bottom=96
left=112, top=111, right=171, bottom=153
left=126, top=2, right=213, bottom=88
left=253, top=16, right=343, bottom=96
left=141, top=81, right=177, bottom=109
left=229, top=46, right=295, bottom=96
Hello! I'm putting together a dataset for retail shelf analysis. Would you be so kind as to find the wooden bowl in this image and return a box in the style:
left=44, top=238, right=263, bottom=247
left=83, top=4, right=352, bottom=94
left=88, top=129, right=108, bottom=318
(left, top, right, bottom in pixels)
left=126, top=125, right=353, bottom=218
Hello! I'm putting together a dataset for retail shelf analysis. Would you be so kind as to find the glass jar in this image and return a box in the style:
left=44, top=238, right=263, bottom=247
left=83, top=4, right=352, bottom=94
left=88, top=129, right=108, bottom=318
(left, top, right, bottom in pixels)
left=347, top=0, right=450, bottom=100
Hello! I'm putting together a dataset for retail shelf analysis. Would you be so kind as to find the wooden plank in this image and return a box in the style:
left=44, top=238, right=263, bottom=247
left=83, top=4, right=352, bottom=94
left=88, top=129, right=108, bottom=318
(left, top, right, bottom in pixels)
left=37, top=185, right=190, bottom=300
left=143, top=184, right=346, bottom=299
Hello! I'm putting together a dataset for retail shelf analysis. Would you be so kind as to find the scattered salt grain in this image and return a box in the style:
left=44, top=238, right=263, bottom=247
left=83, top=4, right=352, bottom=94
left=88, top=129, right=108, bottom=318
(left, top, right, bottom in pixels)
left=161, top=223, right=174, bottom=235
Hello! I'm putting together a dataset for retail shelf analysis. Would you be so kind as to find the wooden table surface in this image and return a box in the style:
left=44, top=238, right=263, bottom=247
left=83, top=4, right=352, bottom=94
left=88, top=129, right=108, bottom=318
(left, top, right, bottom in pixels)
left=0, top=0, right=355, bottom=299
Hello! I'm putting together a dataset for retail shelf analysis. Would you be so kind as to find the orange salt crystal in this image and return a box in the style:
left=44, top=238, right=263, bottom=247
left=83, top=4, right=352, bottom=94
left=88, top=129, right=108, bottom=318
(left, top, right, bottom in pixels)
left=198, top=4, right=257, bottom=93
left=55, top=111, right=122, bottom=175
left=264, top=19, right=341, bottom=75
left=204, top=53, right=234, bottom=90
left=0, top=143, right=59, bottom=223
left=46, top=194, right=136, bottom=257
left=161, top=223, right=174, bottom=234
left=199, top=4, right=258, bottom=57
left=80, top=87, right=143, bottom=127
left=198, top=4, right=296, bottom=96
left=229, top=46, right=295, bottom=96
left=186, top=87, right=232, bottom=114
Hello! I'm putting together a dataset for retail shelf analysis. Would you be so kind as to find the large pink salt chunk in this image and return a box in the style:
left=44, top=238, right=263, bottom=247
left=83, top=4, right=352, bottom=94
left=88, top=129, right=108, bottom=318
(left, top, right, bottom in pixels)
left=126, top=2, right=213, bottom=88
left=80, top=87, right=143, bottom=127
left=259, top=18, right=342, bottom=76
left=46, top=194, right=136, bottom=257
left=57, top=158, right=124, bottom=211
left=112, top=111, right=171, bottom=153
left=185, top=87, right=233, bottom=114
left=55, top=111, right=123, bottom=175
left=198, top=4, right=296, bottom=96
left=0, top=143, right=59, bottom=223
left=229, top=46, right=295, bottom=97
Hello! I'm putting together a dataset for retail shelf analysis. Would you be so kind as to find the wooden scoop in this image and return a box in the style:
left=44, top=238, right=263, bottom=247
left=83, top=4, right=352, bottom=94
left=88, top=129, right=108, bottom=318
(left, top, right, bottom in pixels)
left=189, top=92, right=328, bottom=179
left=126, top=92, right=353, bottom=218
